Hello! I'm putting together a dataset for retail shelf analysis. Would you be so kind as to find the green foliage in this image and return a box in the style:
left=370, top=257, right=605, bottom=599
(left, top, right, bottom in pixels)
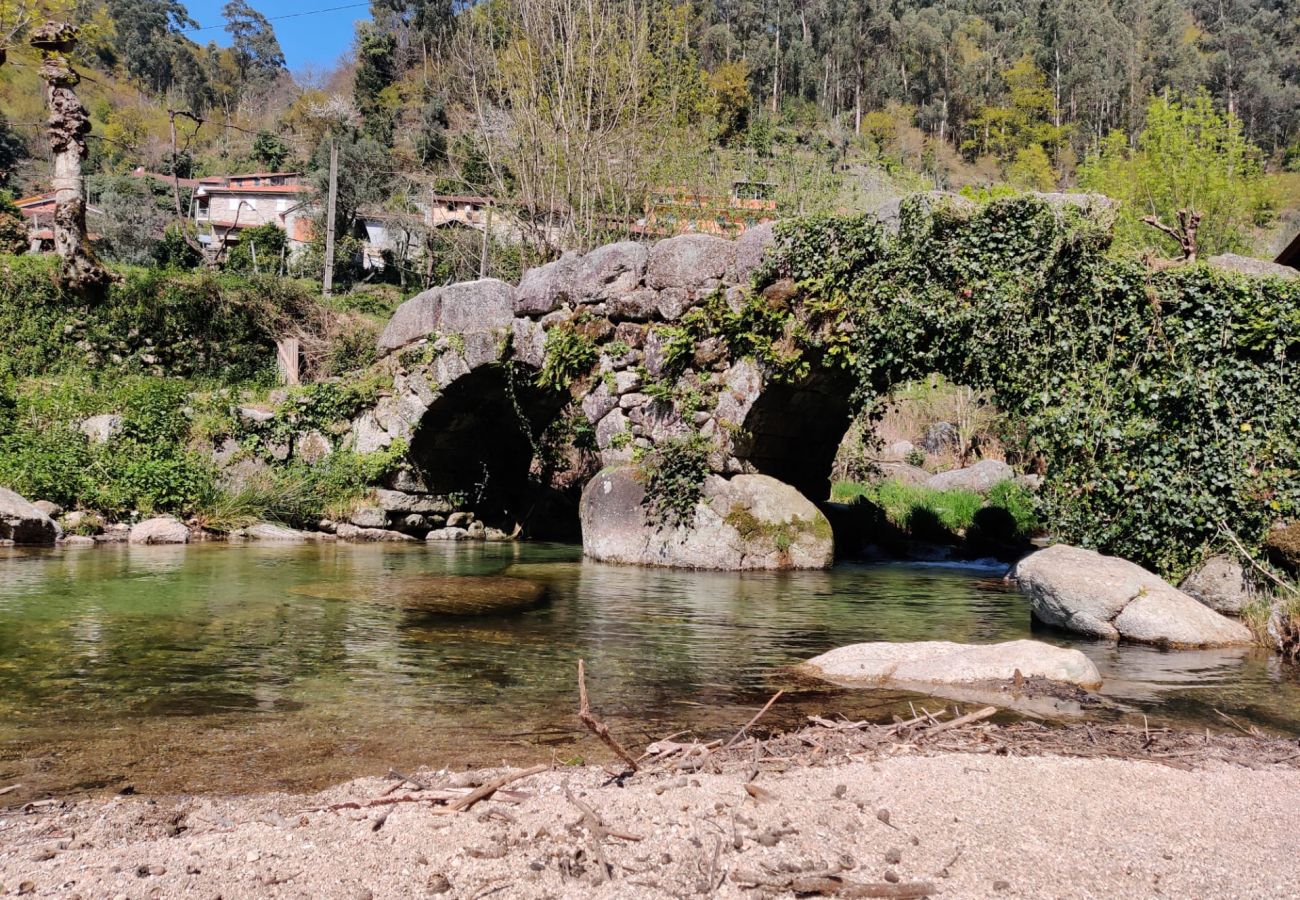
left=638, top=433, right=712, bottom=527
left=251, top=131, right=291, bottom=170
left=0, top=376, right=214, bottom=518
left=0, top=255, right=323, bottom=382
left=537, top=321, right=598, bottom=392
left=225, top=223, right=288, bottom=274
left=766, top=194, right=1298, bottom=577
left=1078, top=91, right=1273, bottom=258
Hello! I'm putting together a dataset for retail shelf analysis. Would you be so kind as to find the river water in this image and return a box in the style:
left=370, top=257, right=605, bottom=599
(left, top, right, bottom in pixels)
left=1, top=541, right=1296, bottom=801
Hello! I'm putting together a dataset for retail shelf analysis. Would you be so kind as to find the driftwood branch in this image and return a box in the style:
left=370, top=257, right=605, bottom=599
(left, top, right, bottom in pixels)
left=722, top=690, right=784, bottom=751
left=577, top=659, right=640, bottom=772
left=433, top=764, right=549, bottom=814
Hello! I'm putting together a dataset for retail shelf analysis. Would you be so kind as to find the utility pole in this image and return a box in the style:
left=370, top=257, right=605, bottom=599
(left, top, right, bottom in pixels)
left=478, top=202, right=492, bottom=278
left=322, top=136, right=339, bottom=295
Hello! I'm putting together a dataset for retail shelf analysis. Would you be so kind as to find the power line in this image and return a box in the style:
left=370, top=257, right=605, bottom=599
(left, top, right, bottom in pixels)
left=179, top=2, right=371, bottom=35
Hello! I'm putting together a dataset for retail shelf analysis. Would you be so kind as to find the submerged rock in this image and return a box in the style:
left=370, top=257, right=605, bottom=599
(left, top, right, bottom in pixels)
left=290, top=575, right=548, bottom=616
left=129, top=516, right=190, bottom=545
left=798, top=639, right=1102, bottom=690
left=580, top=468, right=833, bottom=570
left=0, top=488, right=60, bottom=544
left=1012, top=544, right=1252, bottom=648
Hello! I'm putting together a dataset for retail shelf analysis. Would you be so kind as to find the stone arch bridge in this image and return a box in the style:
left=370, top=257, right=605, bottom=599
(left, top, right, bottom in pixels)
left=347, top=225, right=858, bottom=570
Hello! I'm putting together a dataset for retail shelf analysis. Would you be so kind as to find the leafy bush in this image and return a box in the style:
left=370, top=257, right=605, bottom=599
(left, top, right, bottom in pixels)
left=638, top=433, right=712, bottom=526
left=0, top=376, right=214, bottom=517
left=537, top=320, right=598, bottom=391
left=766, top=194, right=1299, bottom=578
left=0, top=255, right=327, bottom=382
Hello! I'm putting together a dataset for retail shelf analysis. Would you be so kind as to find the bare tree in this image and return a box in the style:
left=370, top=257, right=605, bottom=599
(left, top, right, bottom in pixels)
left=29, top=22, right=113, bottom=296
left=456, top=0, right=687, bottom=254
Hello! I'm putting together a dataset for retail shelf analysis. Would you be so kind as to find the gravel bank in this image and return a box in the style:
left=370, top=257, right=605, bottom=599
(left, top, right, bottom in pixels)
left=3, top=731, right=1298, bottom=899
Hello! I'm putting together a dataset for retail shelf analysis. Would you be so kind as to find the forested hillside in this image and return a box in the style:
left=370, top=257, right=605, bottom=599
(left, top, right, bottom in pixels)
left=1, top=0, right=1297, bottom=267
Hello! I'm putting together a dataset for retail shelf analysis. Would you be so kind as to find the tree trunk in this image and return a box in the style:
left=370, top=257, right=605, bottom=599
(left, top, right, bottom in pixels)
left=30, top=23, right=112, bottom=298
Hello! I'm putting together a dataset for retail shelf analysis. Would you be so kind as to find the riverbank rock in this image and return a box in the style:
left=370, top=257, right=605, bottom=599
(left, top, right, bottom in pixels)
left=1012, top=544, right=1252, bottom=647
left=1180, top=556, right=1253, bottom=615
left=335, top=524, right=416, bottom=542
left=234, top=523, right=322, bottom=542
left=798, top=639, right=1102, bottom=690
left=925, top=459, right=1013, bottom=493
left=0, top=488, right=60, bottom=544
left=128, top=516, right=190, bottom=545
left=1263, top=523, right=1300, bottom=574
left=580, top=468, right=833, bottom=570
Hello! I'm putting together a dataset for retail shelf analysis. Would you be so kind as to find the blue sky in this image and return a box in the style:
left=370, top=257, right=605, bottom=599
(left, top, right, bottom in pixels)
left=181, top=0, right=366, bottom=72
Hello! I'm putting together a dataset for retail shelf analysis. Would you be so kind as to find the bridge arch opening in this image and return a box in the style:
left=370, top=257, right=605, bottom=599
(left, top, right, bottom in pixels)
left=732, top=367, right=859, bottom=502
left=405, top=365, right=580, bottom=538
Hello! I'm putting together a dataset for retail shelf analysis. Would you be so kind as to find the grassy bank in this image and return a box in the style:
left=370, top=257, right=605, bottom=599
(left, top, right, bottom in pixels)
left=832, top=478, right=1040, bottom=546
left=0, top=255, right=405, bottom=529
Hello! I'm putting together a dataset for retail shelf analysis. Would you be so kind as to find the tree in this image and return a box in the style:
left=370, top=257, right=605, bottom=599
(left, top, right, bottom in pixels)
left=29, top=22, right=112, bottom=296
left=105, top=0, right=197, bottom=94
left=1007, top=145, right=1056, bottom=191
left=354, top=22, right=398, bottom=144
left=92, top=176, right=170, bottom=265
left=251, top=130, right=290, bottom=169
left=223, top=0, right=285, bottom=87
left=225, top=222, right=286, bottom=273
left=1079, top=91, right=1272, bottom=259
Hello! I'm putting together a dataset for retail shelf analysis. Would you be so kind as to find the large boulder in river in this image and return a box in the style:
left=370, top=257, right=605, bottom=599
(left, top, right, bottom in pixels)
left=798, top=639, right=1102, bottom=690
left=1180, top=555, right=1253, bottom=615
left=1012, top=544, right=1252, bottom=647
left=0, top=487, right=60, bottom=544
left=128, top=516, right=190, bottom=545
left=580, top=467, right=833, bottom=570
left=925, top=459, right=1014, bottom=493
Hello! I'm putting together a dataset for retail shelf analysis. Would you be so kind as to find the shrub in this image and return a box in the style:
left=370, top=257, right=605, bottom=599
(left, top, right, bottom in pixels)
left=764, top=195, right=1299, bottom=578
left=638, top=433, right=712, bottom=526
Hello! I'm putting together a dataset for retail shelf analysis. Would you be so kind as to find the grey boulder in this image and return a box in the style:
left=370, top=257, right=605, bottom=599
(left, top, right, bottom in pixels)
left=798, top=639, right=1102, bottom=690
left=925, top=459, right=1013, bottom=493
left=1012, top=544, right=1252, bottom=647
left=128, top=516, right=190, bottom=545
left=646, top=234, right=736, bottom=291
left=580, top=468, right=833, bottom=570
left=80, top=413, right=124, bottom=444
left=378, top=279, right=514, bottom=351
left=1208, top=254, right=1297, bottom=281
left=1180, top=556, right=1253, bottom=615
left=0, top=487, right=60, bottom=544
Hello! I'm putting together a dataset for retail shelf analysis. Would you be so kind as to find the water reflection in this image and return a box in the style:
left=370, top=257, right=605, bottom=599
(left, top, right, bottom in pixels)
left=0, top=541, right=1296, bottom=800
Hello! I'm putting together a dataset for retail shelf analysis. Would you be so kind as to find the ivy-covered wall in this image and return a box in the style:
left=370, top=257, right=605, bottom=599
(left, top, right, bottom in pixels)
left=755, top=196, right=1298, bottom=578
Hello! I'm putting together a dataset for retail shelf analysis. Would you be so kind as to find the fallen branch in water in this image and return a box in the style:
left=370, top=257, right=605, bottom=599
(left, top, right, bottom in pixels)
left=577, top=659, right=640, bottom=772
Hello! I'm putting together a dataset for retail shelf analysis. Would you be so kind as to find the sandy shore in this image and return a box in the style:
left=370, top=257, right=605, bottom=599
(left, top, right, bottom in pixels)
left=3, top=720, right=1299, bottom=900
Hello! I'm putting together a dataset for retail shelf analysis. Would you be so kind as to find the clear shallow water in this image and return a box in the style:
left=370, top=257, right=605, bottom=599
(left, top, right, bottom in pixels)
left=1, top=542, right=1297, bottom=801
